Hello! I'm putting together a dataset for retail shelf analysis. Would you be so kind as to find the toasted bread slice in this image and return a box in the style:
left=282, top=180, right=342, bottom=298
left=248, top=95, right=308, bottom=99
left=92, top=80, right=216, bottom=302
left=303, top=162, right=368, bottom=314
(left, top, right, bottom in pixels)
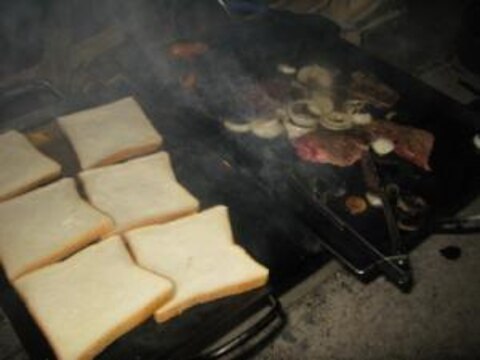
left=57, top=97, right=162, bottom=170
left=0, top=130, right=61, bottom=202
left=125, top=206, right=269, bottom=323
left=79, top=152, right=199, bottom=234
left=15, top=236, right=173, bottom=360
left=0, top=178, right=113, bottom=281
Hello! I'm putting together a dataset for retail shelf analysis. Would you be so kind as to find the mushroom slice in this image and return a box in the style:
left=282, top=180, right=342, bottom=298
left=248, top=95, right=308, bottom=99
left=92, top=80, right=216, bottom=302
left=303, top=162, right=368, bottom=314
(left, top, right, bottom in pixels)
left=371, top=137, right=395, bottom=156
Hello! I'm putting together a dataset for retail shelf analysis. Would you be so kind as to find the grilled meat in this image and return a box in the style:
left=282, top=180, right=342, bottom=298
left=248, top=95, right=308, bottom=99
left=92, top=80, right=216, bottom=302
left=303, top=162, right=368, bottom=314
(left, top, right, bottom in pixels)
left=293, top=121, right=434, bottom=170
left=368, top=122, right=434, bottom=171
left=293, top=131, right=369, bottom=167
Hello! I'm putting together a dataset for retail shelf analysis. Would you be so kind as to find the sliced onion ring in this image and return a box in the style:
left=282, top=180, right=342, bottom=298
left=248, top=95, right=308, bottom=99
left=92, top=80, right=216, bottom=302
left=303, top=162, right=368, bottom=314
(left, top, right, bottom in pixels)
left=308, top=94, right=334, bottom=116
left=317, top=111, right=353, bottom=131
left=473, top=134, right=480, bottom=151
left=223, top=120, right=251, bottom=133
left=287, top=100, right=319, bottom=128
left=351, top=113, right=372, bottom=125
left=277, top=63, right=297, bottom=75
left=250, top=118, right=284, bottom=139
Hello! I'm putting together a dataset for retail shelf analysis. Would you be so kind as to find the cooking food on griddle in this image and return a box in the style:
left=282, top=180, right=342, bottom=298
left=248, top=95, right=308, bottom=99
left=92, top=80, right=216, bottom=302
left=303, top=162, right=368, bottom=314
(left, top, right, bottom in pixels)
left=125, top=206, right=269, bottom=323
left=1, top=97, right=271, bottom=360
left=473, top=133, right=480, bottom=151
left=79, top=152, right=199, bottom=234
left=0, top=178, right=113, bottom=281
left=58, top=97, right=163, bottom=170
left=0, top=130, right=61, bottom=202
left=345, top=195, right=368, bottom=215
left=297, top=64, right=334, bottom=89
left=168, top=40, right=209, bottom=60
left=294, top=130, right=368, bottom=167
left=14, top=237, right=173, bottom=360
left=214, top=59, right=434, bottom=170
left=368, top=121, right=434, bottom=170
left=250, top=116, right=285, bottom=139
left=277, top=63, right=297, bottom=75
left=180, top=71, right=198, bottom=90
left=294, top=120, right=434, bottom=170
left=366, top=192, right=383, bottom=207
left=395, top=194, right=428, bottom=232
left=349, top=71, right=400, bottom=109
left=371, top=137, right=395, bottom=156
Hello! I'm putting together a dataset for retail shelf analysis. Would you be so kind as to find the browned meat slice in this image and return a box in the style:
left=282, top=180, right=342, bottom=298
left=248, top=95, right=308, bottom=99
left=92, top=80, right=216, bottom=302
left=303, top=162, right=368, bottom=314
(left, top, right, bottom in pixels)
left=349, top=71, right=399, bottom=109
left=368, top=122, right=434, bottom=170
left=168, top=41, right=209, bottom=60
left=293, top=131, right=369, bottom=167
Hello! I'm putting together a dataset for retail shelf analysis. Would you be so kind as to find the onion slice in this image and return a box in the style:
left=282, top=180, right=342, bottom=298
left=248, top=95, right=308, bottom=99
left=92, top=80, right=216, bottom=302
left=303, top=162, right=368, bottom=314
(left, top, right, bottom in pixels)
left=287, top=100, right=318, bottom=128
left=223, top=120, right=251, bottom=133
left=277, top=63, right=297, bottom=75
left=250, top=118, right=284, bottom=139
left=317, top=111, right=353, bottom=131
left=366, top=192, right=383, bottom=207
left=351, top=113, right=372, bottom=125
left=473, top=134, right=480, bottom=151
left=309, top=94, right=334, bottom=116
left=297, top=65, right=333, bottom=89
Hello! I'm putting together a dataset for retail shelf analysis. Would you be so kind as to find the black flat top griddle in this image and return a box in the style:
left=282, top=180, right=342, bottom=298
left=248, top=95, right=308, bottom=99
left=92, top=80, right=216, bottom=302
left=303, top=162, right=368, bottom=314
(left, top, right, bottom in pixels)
left=1, top=2, right=479, bottom=359
left=187, top=7, right=480, bottom=285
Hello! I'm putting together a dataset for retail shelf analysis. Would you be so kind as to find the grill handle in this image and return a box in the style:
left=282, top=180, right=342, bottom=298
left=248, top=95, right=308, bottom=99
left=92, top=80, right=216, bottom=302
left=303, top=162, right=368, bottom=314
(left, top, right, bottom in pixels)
left=191, top=294, right=285, bottom=360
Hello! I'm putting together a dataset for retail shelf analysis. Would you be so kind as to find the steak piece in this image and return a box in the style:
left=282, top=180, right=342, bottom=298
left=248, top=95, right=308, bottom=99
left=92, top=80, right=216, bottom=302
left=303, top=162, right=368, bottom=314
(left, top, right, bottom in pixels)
left=368, top=122, right=434, bottom=171
left=294, top=131, right=369, bottom=167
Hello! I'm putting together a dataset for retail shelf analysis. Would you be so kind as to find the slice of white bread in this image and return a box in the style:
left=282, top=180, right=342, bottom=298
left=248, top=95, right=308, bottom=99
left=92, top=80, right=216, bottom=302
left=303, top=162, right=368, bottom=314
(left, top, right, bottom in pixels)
left=79, top=152, right=199, bottom=234
left=14, top=236, right=173, bottom=360
left=0, top=130, right=61, bottom=202
left=125, top=206, right=269, bottom=323
left=57, top=97, right=162, bottom=170
left=0, top=178, right=113, bottom=281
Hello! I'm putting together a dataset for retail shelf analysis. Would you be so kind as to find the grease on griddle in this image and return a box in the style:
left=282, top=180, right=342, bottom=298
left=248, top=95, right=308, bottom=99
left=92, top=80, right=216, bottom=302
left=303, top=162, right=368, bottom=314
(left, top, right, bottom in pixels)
left=439, top=246, right=462, bottom=260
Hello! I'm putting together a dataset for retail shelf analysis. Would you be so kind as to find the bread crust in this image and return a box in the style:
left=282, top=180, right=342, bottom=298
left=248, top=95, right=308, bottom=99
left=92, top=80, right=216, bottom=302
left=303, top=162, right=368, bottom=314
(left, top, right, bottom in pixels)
left=154, top=272, right=268, bottom=323
left=75, top=289, right=172, bottom=360
left=108, top=206, right=199, bottom=236
left=78, top=153, right=199, bottom=235
left=84, top=141, right=161, bottom=170
left=0, top=167, right=61, bottom=202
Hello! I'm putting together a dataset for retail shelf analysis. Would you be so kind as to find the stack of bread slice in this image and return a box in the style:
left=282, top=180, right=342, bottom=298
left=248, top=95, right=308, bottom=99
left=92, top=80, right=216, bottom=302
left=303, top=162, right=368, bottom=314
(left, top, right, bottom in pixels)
left=0, top=97, right=268, bottom=360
